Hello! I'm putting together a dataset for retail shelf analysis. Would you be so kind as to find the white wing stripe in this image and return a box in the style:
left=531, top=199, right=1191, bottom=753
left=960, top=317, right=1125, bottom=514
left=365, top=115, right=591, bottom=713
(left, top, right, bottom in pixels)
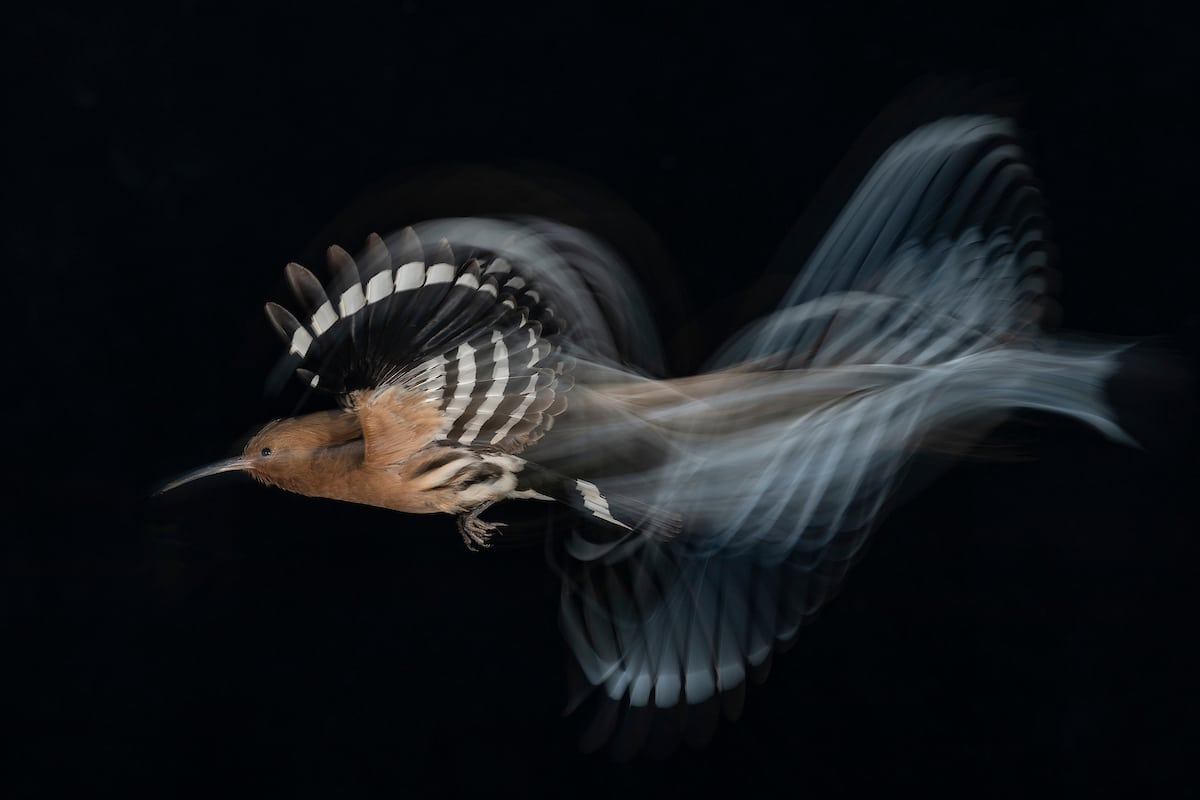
left=460, top=333, right=509, bottom=441
left=365, top=271, right=393, bottom=303
left=289, top=327, right=313, bottom=357
left=488, top=375, right=540, bottom=444
left=310, top=301, right=337, bottom=336
left=443, top=343, right=477, bottom=423
left=395, top=261, right=424, bottom=292
left=338, top=283, right=365, bottom=317
left=425, top=263, right=455, bottom=286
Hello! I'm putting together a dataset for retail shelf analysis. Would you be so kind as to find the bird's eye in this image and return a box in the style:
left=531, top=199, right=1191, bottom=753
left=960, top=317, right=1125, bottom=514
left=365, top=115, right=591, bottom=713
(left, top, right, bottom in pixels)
left=260, top=447, right=272, bottom=457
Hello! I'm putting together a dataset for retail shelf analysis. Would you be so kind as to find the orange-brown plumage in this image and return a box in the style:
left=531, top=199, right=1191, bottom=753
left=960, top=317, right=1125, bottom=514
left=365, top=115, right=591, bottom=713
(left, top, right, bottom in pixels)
left=241, top=387, right=519, bottom=525
left=348, top=386, right=445, bottom=470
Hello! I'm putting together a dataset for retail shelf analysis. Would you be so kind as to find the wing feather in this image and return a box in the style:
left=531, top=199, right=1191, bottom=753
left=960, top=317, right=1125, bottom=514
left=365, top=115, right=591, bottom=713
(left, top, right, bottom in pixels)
left=554, top=115, right=1131, bottom=755
left=264, top=227, right=572, bottom=453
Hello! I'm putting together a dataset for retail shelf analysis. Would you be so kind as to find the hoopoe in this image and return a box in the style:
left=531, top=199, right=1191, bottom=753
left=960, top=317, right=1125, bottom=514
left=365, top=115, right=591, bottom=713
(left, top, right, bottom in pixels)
left=159, top=225, right=681, bottom=550
left=161, top=116, right=1149, bottom=755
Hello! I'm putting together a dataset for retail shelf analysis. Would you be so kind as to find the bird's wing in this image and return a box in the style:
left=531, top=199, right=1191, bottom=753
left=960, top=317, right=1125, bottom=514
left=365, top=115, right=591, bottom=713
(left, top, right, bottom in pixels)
left=264, top=228, right=571, bottom=454
left=556, top=531, right=864, bottom=756
left=552, top=116, right=1130, bottom=755
left=713, top=115, right=1056, bottom=371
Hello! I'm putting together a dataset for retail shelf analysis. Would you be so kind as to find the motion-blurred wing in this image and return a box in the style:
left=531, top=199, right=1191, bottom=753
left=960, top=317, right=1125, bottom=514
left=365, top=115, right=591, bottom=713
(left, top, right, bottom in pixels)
left=716, top=115, right=1056, bottom=371
left=555, top=116, right=1130, bottom=755
left=556, top=528, right=865, bottom=757
left=265, top=228, right=570, bottom=452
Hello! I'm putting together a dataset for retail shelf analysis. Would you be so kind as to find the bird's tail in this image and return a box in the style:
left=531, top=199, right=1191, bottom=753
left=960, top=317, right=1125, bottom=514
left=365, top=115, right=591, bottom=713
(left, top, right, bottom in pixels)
left=515, top=463, right=683, bottom=560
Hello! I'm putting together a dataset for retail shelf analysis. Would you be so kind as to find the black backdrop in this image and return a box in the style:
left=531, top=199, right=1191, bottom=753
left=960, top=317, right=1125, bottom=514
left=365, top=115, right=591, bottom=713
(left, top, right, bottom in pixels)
left=7, top=2, right=1200, bottom=796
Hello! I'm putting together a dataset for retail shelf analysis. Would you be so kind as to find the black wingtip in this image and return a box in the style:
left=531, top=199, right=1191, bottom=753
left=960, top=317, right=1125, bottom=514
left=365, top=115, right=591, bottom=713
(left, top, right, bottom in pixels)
left=356, top=233, right=392, bottom=286
left=325, top=243, right=357, bottom=276
left=284, top=261, right=328, bottom=311
left=263, top=301, right=302, bottom=344
left=396, top=226, right=423, bottom=265
left=432, top=237, right=455, bottom=266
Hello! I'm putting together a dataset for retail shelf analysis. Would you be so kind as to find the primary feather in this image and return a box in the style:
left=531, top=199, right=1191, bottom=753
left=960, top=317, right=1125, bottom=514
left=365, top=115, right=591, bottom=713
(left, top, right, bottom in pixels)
left=268, top=228, right=571, bottom=453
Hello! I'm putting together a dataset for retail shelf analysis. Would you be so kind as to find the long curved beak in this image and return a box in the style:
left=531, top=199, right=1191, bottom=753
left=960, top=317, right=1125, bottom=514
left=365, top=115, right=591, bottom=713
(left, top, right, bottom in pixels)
left=154, top=457, right=256, bottom=495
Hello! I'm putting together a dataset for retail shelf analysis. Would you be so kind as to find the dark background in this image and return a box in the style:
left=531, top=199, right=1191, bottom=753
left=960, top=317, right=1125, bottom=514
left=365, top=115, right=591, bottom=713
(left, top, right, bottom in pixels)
left=6, top=2, right=1199, bottom=797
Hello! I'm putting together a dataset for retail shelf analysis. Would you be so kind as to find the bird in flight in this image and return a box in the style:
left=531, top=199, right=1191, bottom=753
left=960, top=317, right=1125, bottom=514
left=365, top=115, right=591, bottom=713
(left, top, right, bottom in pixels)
left=160, top=115, right=1142, bottom=756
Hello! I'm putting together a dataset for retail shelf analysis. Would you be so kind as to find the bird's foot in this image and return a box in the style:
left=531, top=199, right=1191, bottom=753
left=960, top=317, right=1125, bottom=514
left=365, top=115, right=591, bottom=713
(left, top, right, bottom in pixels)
left=458, top=502, right=505, bottom=551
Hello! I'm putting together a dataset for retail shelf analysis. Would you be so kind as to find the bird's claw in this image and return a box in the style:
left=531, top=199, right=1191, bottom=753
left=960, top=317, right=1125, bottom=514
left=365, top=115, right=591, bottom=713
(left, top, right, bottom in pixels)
left=458, top=504, right=505, bottom=551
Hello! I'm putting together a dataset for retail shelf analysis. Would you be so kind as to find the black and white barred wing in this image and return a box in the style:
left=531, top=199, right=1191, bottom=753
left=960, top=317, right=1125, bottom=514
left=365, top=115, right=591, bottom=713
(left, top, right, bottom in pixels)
left=403, top=216, right=665, bottom=371
left=555, top=116, right=1133, bottom=753
left=264, top=227, right=570, bottom=452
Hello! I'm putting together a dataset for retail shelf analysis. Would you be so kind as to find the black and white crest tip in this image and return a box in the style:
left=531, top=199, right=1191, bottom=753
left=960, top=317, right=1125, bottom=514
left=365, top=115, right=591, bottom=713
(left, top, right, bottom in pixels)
left=266, top=228, right=573, bottom=453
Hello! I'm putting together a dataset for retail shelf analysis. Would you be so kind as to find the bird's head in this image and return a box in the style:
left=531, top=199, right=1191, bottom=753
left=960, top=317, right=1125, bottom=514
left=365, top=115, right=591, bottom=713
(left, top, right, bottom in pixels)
left=156, top=410, right=362, bottom=496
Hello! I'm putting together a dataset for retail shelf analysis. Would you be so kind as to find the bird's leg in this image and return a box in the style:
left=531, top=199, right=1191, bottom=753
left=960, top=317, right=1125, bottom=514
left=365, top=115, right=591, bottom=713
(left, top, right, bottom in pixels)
left=458, top=500, right=505, bottom=551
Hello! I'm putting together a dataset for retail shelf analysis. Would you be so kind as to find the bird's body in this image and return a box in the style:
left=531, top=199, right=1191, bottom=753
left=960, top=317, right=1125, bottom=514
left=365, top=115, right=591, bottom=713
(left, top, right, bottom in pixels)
left=245, top=397, right=537, bottom=544
left=162, top=114, right=1152, bottom=755
left=185, top=232, right=679, bottom=548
